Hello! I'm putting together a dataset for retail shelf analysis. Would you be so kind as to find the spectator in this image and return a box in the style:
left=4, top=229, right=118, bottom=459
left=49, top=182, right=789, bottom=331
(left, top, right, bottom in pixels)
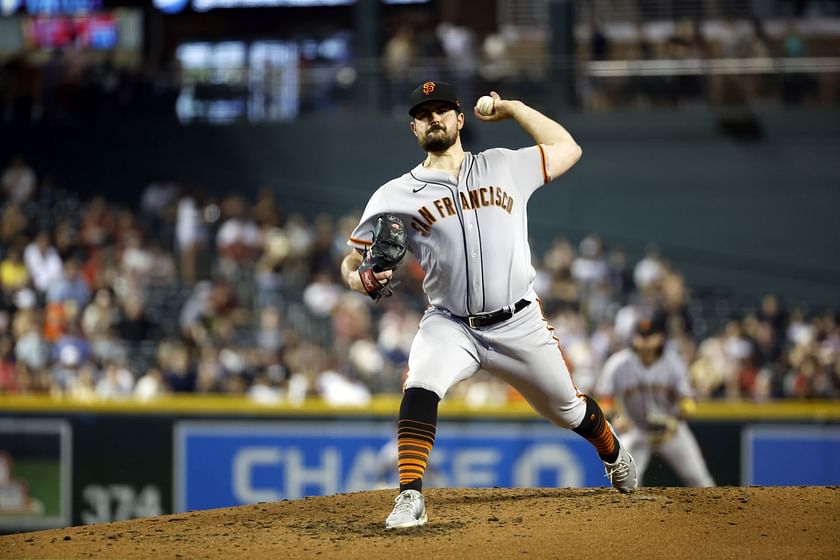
left=570, top=235, right=611, bottom=322
left=175, top=191, right=209, bottom=285
left=1, top=203, right=28, bottom=246
left=255, top=306, right=285, bottom=361
left=750, top=316, right=782, bottom=370
left=318, top=367, right=371, bottom=406
left=307, top=213, right=338, bottom=278
left=121, top=232, right=155, bottom=279
left=248, top=370, right=283, bottom=405
left=95, top=361, right=135, bottom=399
left=376, top=302, right=420, bottom=368
left=437, top=22, right=477, bottom=106
left=252, top=187, right=283, bottom=229
left=53, top=219, right=81, bottom=261
left=115, top=296, right=155, bottom=342
left=626, top=21, right=677, bottom=108
left=0, top=245, right=29, bottom=295
left=416, top=24, right=444, bottom=60
left=23, top=230, right=63, bottom=294
left=0, top=337, right=18, bottom=392
left=13, top=307, right=50, bottom=371
left=721, top=319, right=755, bottom=396
left=134, top=367, right=167, bottom=401
left=781, top=22, right=818, bottom=104
left=146, top=241, right=177, bottom=284
left=162, top=344, right=196, bottom=393
left=583, top=18, right=611, bottom=111
left=53, top=321, right=91, bottom=367
left=330, top=293, right=372, bottom=360
left=140, top=181, right=179, bottom=235
left=81, top=288, right=118, bottom=337
left=479, top=32, right=515, bottom=89
left=49, top=343, right=85, bottom=394
left=383, top=25, right=415, bottom=113
left=1, top=155, right=36, bottom=204
left=634, top=245, right=666, bottom=294
left=758, top=293, right=788, bottom=336
left=571, top=235, right=609, bottom=288
left=216, top=195, right=262, bottom=277
left=46, top=259, right=91, bottom=308
left=64, top=362, right=98, bottom=401
left=195, top=346, right=224, bottom=393
left=690, top=334, right=730, bottom=399
left=664, top=19, right=709, bottom=104
left=254, top=227, right=288, bottom=309
left=79, top=196, right=114, bottom=250
left=302, top=270, right=343, bottom=317
left=786, top=351, right=831, bottom=398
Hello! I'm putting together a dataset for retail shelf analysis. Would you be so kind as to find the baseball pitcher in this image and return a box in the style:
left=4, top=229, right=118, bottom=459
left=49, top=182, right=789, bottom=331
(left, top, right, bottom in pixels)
left=341, top=81, right=638, bottom=529
left=595, top=312, right=715, bottom=487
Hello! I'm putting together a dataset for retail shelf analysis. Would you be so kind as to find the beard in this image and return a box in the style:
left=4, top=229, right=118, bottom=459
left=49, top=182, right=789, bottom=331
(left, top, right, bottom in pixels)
left=420, top=126, right=457, bottom=152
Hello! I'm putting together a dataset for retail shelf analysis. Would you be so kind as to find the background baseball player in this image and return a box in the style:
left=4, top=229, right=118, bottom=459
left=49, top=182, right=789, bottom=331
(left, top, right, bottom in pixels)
left=595, top=311, right=715, bottom=487
left=340, top=80, right=638, bottom=529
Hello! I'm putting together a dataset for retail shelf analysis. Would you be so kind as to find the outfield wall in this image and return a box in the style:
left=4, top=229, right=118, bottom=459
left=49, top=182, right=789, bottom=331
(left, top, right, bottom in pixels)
left=1, top=396, right=839, bottom=533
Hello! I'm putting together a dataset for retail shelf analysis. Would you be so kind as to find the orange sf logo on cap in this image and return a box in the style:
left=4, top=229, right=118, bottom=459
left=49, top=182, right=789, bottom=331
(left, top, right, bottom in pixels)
left=422, top=82, right=436, bottom=95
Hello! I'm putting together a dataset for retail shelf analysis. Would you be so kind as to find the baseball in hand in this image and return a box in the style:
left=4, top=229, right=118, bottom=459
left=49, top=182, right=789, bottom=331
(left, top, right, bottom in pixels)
left=476, top=95, right=495, bottom=116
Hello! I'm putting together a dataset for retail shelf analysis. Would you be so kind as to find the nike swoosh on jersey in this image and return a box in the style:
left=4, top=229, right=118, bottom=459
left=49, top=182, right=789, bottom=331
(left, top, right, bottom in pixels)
left=412, top=184, right=428, bottom=193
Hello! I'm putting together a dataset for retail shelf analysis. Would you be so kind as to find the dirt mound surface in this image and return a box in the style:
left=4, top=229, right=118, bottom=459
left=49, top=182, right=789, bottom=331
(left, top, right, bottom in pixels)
left=2, top=487, right=838, bottom=559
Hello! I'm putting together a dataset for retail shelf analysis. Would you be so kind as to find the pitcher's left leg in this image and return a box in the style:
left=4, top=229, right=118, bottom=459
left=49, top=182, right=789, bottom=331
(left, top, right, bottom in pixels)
left=486, top=304, right=637, bottom=492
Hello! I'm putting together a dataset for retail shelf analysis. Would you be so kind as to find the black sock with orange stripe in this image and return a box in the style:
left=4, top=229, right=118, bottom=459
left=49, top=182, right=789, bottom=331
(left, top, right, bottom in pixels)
left=397, top=388, right=440, bottom=493
left=573, top=395, right=620, bottom=464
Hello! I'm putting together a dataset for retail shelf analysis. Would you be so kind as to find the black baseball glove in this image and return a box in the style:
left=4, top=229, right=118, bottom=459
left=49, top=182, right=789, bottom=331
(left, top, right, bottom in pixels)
left=358, top=214, right=407, bottom=301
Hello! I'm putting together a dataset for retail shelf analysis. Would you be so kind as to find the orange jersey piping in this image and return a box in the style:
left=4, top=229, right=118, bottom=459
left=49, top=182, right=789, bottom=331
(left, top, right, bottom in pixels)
left=537, top=144, right=549, bottom=184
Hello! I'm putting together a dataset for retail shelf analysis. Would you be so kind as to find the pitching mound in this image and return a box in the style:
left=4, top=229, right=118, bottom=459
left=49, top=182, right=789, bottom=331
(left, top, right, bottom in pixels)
left=2, top=487, right=838, bottom=559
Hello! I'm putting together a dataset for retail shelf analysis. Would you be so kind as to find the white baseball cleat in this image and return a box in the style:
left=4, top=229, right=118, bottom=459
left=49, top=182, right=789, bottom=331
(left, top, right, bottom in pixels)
left=604, top=444, right=638, bottom=493
left=385, top=489, right=428, bottom=529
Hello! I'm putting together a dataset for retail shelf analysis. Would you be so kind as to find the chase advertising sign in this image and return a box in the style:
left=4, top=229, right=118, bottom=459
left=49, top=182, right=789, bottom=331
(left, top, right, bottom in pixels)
left=174, top=421, right=610, bottom=512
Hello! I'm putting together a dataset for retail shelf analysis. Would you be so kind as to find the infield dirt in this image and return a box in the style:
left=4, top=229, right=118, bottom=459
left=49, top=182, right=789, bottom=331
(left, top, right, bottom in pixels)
left=1, top=486, right=838, bottom=559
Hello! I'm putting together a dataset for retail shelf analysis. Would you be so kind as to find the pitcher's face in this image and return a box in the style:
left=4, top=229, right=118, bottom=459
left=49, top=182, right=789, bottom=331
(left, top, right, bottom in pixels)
left=411, top=102, right=463, bottom=153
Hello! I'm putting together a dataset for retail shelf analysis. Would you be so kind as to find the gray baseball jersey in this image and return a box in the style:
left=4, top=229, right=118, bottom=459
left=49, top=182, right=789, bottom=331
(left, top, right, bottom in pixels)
left=595, top=348, right=694, bottom=430
left=348, top=146, right=548, bottom=315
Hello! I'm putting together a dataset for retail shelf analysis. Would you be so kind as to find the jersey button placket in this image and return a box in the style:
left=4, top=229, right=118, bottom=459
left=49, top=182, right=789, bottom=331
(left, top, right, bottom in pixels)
left=465, top=221, right=482, bottom=306
left=468, top=223, right=477, bottom=258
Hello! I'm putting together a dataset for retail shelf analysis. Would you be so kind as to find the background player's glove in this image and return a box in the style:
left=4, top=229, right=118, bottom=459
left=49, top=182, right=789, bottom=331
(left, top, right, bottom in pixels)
left=358, top=214, right=407, bottom=301
left=646, top=412, right=679, bottom=445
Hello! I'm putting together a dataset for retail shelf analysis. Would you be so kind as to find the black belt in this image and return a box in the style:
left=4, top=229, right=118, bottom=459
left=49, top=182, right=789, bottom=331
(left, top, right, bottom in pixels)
left=457, top=299, right=531, bottom=329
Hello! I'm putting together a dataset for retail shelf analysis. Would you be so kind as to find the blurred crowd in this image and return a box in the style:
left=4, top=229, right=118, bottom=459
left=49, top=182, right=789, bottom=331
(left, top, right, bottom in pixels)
left=1, top=155, right=838, bottom=405
left=2, top=12, right=838, bottom=126
left=1, top=49, right=181, bottom=127
left=577, top=16, right=834, bottom=111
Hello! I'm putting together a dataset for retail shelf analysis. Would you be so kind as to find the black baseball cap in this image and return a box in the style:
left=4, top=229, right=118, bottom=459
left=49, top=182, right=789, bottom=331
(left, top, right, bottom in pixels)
left=408, top=81, right=461, bottom=117
left=635, top=311, right=667, bottom=336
